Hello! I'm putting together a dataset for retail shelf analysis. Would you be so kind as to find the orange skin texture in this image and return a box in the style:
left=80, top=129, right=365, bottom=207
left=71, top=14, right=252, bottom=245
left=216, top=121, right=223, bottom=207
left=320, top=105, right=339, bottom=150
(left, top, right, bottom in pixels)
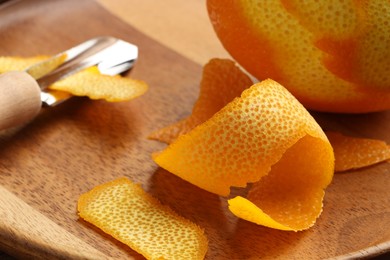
left=326, top=131, right=390, bottom=172
left=78, top=177, right=208, bottom=259
left=152, top=60, right=335, bottom=230
left=149, top=59, right=253, bottom=144
left=207, top=0, right=390, bottom=113
left=0, top=56, right=148, bottom=102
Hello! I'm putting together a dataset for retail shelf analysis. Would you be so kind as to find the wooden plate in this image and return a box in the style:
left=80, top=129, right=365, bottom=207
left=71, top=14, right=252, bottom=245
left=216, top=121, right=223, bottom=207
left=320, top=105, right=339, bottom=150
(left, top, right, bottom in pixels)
left=0, top=0, right=389, bottom=259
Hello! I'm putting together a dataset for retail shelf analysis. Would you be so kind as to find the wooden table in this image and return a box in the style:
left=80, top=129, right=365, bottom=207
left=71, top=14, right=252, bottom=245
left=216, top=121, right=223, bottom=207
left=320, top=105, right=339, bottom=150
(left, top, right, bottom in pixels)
left=98, top=0, right=231, bottom=65
left=1, top=0, right=390, bottom=259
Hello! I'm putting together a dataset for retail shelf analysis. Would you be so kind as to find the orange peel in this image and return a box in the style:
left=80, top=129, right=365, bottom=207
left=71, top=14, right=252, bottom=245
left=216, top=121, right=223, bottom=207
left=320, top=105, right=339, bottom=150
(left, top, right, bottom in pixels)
left=0, top=56, right=51, bottom=71
left=26, top=54, right=67, bottom=79
left=51, top=66, right=147, bottom=102
left=0, top=56, right=147, bottom=102
left=326, top=131, right=390, bottom=172
left=78, top=177, right=208, bottom=260
left=152, top=59, right=334, bottom=231
left=149, top=58, right=253, bottom=144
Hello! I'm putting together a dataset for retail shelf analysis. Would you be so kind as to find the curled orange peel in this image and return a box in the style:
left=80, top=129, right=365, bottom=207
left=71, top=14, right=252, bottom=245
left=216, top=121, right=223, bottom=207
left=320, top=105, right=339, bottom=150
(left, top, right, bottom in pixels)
left=326, top=131, right=390, bottom=172
left=152, top=59, right=334, bottom=231
left=0, top=56, right=147, bottom=102
left=78, top=177, right=208, bottom=260
left=149, top=58, right=253, bottom=144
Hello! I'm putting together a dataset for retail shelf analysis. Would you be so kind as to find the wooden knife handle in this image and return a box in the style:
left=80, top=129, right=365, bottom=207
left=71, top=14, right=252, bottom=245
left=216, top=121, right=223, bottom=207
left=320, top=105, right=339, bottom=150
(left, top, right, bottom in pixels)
left=0, top=71, right=42, bottom=131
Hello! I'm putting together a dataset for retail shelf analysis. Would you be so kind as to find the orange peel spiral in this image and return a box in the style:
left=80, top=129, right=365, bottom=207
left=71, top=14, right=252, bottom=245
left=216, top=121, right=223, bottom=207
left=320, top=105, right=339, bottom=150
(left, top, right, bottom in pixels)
left=149, top=58, right=253, bottom=144
left=152, top=59, right=334, bottom=231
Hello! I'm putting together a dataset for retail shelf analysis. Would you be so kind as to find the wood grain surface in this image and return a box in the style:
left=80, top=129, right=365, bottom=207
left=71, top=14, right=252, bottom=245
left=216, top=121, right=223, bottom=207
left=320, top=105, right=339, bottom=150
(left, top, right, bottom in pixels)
left=97, top=0, right=231, bottom=65
left=0, top=0, right=390, bottom=259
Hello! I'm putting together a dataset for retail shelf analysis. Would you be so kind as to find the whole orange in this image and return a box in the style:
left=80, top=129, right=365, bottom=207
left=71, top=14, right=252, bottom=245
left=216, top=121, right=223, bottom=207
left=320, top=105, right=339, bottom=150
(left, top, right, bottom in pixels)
left=207, top=0, right=390, bottom=113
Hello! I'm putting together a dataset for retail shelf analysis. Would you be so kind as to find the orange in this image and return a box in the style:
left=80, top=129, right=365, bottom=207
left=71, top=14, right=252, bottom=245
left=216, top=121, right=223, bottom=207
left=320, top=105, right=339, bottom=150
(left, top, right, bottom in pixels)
left=207, top=0, right=390, bottom=113
left=152, top=59, right=334, bottom=230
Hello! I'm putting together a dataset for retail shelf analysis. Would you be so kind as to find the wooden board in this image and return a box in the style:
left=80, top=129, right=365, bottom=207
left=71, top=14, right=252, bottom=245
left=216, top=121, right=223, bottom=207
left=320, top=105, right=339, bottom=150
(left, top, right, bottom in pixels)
left=0, top=0, right=390, bottom=259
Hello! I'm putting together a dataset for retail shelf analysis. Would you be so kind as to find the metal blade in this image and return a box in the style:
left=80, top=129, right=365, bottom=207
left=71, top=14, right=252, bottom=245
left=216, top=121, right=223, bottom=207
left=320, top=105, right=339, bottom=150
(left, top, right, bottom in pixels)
left=32, top=36, right=138, bottom=106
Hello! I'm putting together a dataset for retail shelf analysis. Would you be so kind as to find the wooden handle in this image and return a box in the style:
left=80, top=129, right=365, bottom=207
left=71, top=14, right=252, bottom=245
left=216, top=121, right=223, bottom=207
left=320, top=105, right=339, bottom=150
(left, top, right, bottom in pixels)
left=0, top=71, right=42, bottom=130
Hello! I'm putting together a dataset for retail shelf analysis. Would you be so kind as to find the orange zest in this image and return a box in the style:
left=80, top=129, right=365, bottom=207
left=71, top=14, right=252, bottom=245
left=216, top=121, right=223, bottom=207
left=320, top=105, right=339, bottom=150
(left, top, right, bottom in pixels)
left=78, top=177, right=208, bottom=260
left=0, top=56, right=147, bottom=102
left=51, top=66, right=147, bottom=102
left=326, top=131, right=390, bottom=172
left=152, top=59, right=334, bottom=231
left=26, top=54, right=67, bottom=79
left=149, top=58, right=253, bottom=144
left=0, top=56, right=51, bottom=71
